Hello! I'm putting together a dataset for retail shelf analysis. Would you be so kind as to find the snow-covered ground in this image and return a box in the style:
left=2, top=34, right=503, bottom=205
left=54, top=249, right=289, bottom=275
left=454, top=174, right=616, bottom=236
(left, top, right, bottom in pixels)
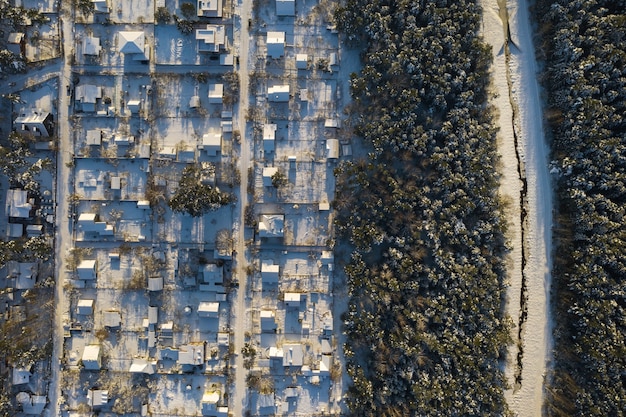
left=481, top=0, right=554, bottom=415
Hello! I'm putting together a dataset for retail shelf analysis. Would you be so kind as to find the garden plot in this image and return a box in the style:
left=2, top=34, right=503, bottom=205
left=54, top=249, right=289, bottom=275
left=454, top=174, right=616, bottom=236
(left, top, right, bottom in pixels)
left=17, top=0, right=57, bottom=12
left=107, top=0, right=155, bottom=24
left=24, top=16, right=61, bottom=62
left=149, top=375, right=228, bottom=415
left=14, top=78, right=57, bottom=114
left=73, top=24, right=154, bottom=70
left=74, top=159, right=148, bottom=201
left=74, top=200, right=152, bottom=242
left=154, top=24, right=233, bottom=66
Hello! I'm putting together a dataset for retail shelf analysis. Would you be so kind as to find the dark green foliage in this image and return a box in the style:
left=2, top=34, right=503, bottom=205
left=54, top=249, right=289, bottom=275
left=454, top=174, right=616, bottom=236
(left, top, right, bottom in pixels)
left=76, top=0, right=95, bottom=16
left=174, top=15, right=195, bottom=35
left=155, top=6, right=171, bottom=23
left=334, top=0, right=510, bottom=416
left=180, top=2, right=196, bottom=19
left=168, top=165, right=234, bottom=217
left=534, top=1, right=626, bottom=415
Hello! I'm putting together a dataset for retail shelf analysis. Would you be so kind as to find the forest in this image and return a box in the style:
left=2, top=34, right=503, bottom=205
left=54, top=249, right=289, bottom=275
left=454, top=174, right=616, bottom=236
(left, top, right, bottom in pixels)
left=332, top=0, right=511, bottom=415
left=533, top=1, right=626, bottom=415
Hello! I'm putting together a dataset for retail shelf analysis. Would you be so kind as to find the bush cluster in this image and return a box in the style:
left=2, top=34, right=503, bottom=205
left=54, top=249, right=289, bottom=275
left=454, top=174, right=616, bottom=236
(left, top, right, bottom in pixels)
left=534, top=1, right=626, bottom=415
left=333, top=1, right=510, bottom=415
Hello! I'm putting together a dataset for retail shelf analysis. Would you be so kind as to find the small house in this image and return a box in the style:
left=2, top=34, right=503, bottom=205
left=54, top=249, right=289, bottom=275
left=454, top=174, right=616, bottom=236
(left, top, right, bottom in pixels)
left=266, top=32, right=285, bottom=58
left=198, top=302, right=220, bottom=318
left=6, top=189, right=33, bottom=219
left=197, top=0, right=223, bottom=17
left=87, top=389, right=108, bottom=408
left=82, top=345, right=102, bottom=370
left=7, top=32, right=25, bottom=56
left=148, top=276, right=164, bottom=291
left=179, top=343, right=205, bottom=367
left=103, top=310, right=122, bottom=328
left=296, top=53, right=308, bottom=69
left=77, top=259, right=97, bottom=280
left=282, top=343, right=303, bottom=367
left=208, top=84, right=224, bottom=104
left=13, top=110, right=54, bottom=137
left=268, top=85, right=289, bottom=102
left=75, top=84, right=102, bottom=112
left=326, top=139, right=340, bottom=159
left=196, top=25, right=226, bottom=53
left=258, top=214, right=284, bottom=238
left=129, top=358, right=156, bottom=374
left=119, top=31, right=149, bottom=61
left=83, top=37, right=101, bottom=56
left=12, top=367, right=31, bottom=385
left=284, top=292, right=301, bottom=307
left=263, top=124, right=276, bottom=152
left=77, top=299, right=94, bottom=315
left=262, top=167, right=278, bottom=187
left=86, top=129, right=102, bottom=146
left=260, top=310, right=276, bottom=332
left=261, top=259, right=279, bottom=284
left=200, top=133, right=221, bottom=156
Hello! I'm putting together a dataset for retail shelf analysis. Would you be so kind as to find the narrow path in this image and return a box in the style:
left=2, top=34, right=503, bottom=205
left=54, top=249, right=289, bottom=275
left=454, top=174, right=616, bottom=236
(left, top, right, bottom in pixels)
left=481, top=0, right=553, bottom=416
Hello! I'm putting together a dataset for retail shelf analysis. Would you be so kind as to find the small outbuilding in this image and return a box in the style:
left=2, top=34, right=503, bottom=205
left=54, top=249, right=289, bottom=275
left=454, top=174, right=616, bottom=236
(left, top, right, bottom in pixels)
left=77, top=299, right=95, bottom=315
left=77, top=259, right=97, bottom=280
left=82, top=345, right=102, bottom=370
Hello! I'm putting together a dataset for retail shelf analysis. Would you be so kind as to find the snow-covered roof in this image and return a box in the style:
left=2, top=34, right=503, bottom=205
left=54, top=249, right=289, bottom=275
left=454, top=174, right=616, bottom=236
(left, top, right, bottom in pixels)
left=87, top=389, right=108, bottom=407
left=282, top=343, right=303, bottom=366
left=197, top=0, right=222, bottom=17
left=129, top=358, right=156, bottom=374
left=83, top=37, right=101, bottom=56
left=82, top=345, right=101, bottom=370
left=196, top=25, right=226, bottom=52
left=119, top=31, right=145, bottom=54
left=103, top=310, right=121, bottom=327
left=262, top=167, right=278, bottom=187
left=258, top=214, right=284, bottom=238
left=6, top=189, right=31, bottom=218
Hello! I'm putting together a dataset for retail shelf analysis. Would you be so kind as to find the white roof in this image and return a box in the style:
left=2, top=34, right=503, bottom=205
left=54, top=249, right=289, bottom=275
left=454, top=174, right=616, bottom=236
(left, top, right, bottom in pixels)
left=198, top=301, right=220, bottom=313
left=103, top=310, right=121, bottom=327
left=197, top=0, right=222, bottom=17
left=75, top=84, right=102, bottom=104
left=129, top=358, right=156, bottom=374
left=148, top=276, right=163, bottom=291
left=267, top=31, right=285, bottom=44
left=86, top=129, right=102, bottom=145
left=83, top=37, right=101, bottom=55
left=263, top=123, right=277, bottom=140
left=82, top=345, right=101, bottom=365
left=196, top=25, right=226, bottom=52
left=262, top=167, right=278, bottom=186
left=284, top=292, right=301, bottom=304
left=258, top=214, right=284, bottom=238
left=77, top=259, right=96, bottom=270
left=326, top=139, right=340, bottom=159
left=283, top=343, right=303, bottom=366
left=78, top=212, right=97, bottom=222
left=119, top=31, right=145, bottom=54
left=208, top=83, right=224, bottom=102
left=6, top=189, right=31, bottom=218
left=87, top=389, right=109, bottom=407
